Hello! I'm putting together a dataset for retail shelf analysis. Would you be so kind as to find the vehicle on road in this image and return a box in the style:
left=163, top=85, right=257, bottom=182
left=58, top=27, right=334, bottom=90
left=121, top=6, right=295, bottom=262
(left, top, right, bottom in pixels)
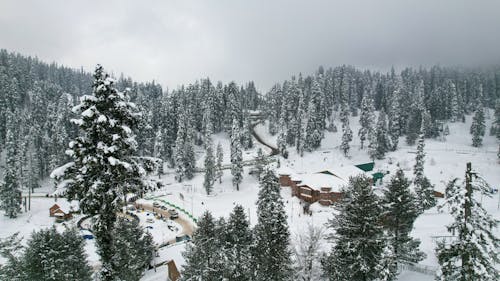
left=146, top=218, right=154, bottom=223
left=168, top=209, right=179, bottom=219
left=152, top=202, right=160, bottom=208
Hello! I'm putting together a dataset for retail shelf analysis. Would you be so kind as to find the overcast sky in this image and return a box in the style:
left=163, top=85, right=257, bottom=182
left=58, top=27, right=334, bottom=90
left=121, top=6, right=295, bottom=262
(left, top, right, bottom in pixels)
left=1, top=0, right=500, bottom=91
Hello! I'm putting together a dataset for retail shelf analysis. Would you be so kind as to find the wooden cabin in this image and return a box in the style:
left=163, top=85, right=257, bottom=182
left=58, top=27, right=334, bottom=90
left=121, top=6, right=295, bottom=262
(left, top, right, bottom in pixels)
left=49, top=204, right=72, bottom=221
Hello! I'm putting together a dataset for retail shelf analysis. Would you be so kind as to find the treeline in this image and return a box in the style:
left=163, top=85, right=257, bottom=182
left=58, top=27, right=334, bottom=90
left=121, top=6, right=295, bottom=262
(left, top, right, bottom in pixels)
left=0, top=49, right=262, bottom=189
left=1, top=49, right=500, bottom=191
left=265, top=65, right=500, bottom=158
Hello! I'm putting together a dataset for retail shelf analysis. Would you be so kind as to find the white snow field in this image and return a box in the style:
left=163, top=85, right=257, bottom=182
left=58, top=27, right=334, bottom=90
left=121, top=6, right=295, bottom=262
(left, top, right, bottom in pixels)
left=0, top=112, right=498, bottom=280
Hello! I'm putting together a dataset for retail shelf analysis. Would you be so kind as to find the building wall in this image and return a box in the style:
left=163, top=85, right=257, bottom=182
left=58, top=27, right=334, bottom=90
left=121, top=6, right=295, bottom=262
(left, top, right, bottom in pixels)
left=279, top=174, right=343, bottom=206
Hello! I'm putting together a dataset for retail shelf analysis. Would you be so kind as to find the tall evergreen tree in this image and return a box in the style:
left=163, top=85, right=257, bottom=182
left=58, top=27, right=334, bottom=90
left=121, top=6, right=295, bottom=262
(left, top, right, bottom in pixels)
left=0, top=227, right=92, bottom=281
left=230, top=119, right=243, bottom=190
left=203, top=144, right=216, bottom=195
left=436, top=164, right=499, bottom=281
left=372, top=110, right=390, bottom=160
left=216, top=142, right=224, bottom=183
left=111, top=217, right=154, bottom=281
left=381, top=170, right=425, bottom=280
left=388, top=88, right=402, bottom=151
left=253, top=169, right=292, bottom=281
left=322, top=175, right=384, bottom=281
left=224, top=205, right=253, bottom=281
left=242, top=110, right=254, bottom=149
left=413, top=129, right=436, bottom=212
left=0, top=126, right=22, bottom=218
left=182, top=211, right=223, bottom=281
left=51, top=65, right=151, bottom=281
left=358, top=94, right=375, bottom=149
left=470, top=105, right=485, bottom=147
left=253, top=147, right=267, bottom=180
left=340, top=102, right=353, bottom=157
left=153, top=129, right=165, bottom=176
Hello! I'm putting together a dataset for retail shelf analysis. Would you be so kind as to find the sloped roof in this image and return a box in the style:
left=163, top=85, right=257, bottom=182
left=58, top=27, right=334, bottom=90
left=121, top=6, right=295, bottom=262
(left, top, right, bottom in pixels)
left=297, top=173, right=347, bottom=192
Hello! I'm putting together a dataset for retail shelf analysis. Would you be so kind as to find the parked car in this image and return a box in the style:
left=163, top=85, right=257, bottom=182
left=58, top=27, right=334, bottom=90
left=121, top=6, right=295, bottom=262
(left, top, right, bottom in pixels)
left=175, top=235, right=191, bottom=242
left=168, top=209, right=179, bottom=219
left=160, top=205, right=168, bottom=210
left=146, top=218, right=154, bottom=223
left=153, top=202, right=160, bottom=208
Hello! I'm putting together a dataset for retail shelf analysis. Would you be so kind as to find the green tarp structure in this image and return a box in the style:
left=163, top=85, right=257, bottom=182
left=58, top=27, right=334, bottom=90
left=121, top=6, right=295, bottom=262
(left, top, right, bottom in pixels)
left=372, top=172, right=385, bottom=182
left=355, top=162, right=375, bottom=172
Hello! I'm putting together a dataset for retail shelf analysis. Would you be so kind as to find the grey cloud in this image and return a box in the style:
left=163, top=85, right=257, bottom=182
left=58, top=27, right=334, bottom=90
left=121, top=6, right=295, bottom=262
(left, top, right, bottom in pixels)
left=1, top=0, right=499, bottom=91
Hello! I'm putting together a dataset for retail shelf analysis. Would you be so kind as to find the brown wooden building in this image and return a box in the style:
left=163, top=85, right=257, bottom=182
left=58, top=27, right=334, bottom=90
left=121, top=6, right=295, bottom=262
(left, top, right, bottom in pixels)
left=49, top=204, right=72, bottom=221
left=279, top=172, right=346, bottom=206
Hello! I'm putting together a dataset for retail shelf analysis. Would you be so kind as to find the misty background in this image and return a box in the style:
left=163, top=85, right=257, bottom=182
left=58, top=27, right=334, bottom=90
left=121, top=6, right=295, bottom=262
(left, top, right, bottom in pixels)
left=1, top=0, right=500, bottom=90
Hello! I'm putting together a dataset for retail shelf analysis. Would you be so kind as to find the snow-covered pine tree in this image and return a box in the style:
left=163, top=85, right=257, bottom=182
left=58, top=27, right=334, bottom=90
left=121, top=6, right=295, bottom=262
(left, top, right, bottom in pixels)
left=413, top=129, right=436, bottom=212
left=277, top=113, right=288, bottom=158
left=340, top=101, right=353, bottom=157
left=5, top=227, right=93, bottom=281
left=51, top=65, right=151, bottom=281
left=253, top=147, right=267, bottom=180
left=436, top=163, right=499, bottom=281
left=448, top=80, right=460, bottom=122
left=368, top=127, right=379, bottom=161
left=381, top=170, right=425, bottom=280
left=405, top=80, right=425, bottom=145
left=0, top=125, right=22, bottom=218
left=184, top=125, right=196, bottom=180
left=470, top=105, right=485, bottom=147
left=182, top=211, right=223, bottom=281
left=174, top=119, right=186, bottom=182
left=203, top=144, right=215, bottom=195
left=322, top=174, right=384, bottom=281
left=242, top=110, right=254, bottom=149
left=111, top=217, right=154, bottom=281
left=373, top=110, right=390, bottom=159
left=413, top=130, right=425, bottom=184
left=296, top=92, right=308, bottom=156
left=216, top=142, right=223, bottom=183
left=253, top=168, right=292, bottom=281
left=305, top=77, right=325, bottom=150
left=358, top=93, right=375, bottom=149
left=230, top=119, right=243, bottom=190
left=224, top=205, right=253, bottom=281
left=494, top=99, right=500, bottom=140
left=153, top=129, right=165, bottom=176
left=421, top=109, right=433, bottom=138
left=388, top=89, right=401, bottom=151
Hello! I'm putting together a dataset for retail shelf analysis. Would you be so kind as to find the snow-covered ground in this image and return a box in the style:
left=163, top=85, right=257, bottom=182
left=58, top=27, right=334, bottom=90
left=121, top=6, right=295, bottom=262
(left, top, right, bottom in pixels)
left=1, top=112, right=498, bottom=281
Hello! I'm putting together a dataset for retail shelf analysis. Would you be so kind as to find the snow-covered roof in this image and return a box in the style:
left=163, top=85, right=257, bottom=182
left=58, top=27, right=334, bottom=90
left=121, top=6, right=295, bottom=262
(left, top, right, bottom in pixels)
left=276, top=166, right=294, bottom=175
left=321, top=165, right=366, bottom=181
left=296, top=173, right=347, bottom=192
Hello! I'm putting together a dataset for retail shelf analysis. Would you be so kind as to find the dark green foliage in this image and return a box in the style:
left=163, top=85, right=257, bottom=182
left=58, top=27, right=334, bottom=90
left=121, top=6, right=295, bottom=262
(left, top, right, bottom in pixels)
left=470, top=106, right=486, bottom=147
left=436, top=167, right=499, bottom=281
left=111, top=217, right=154, bottom=281
left=381, top=170, right=425, bottom=280
left=322, top=175, right=384, bottom=281
left=52, top=65, right=151, bottom=281
left=181, top=211, right=224, bottom=281
left=0, top=228, right=92, bottom=281
left=253, top=169, right=292, bottom=281
left=224, top=205, right=253, bottom=281
left=0, top=125, right=21, bottom=218
left=203, top=144, right=215, bottom=195
left=231, top=118, right=243, bottom=190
